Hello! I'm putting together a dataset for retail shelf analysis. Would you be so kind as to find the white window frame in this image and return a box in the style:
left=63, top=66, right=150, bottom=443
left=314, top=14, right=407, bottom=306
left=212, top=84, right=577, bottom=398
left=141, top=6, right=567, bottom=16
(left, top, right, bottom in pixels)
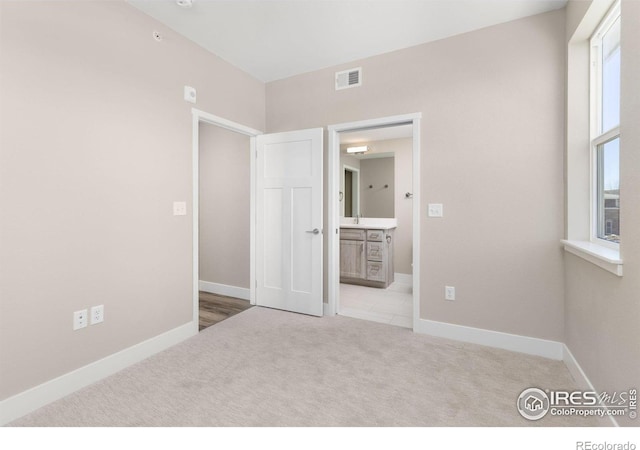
left=589, top=1, right=620, bottom=250
left=563, top=0, right=622, bottom=276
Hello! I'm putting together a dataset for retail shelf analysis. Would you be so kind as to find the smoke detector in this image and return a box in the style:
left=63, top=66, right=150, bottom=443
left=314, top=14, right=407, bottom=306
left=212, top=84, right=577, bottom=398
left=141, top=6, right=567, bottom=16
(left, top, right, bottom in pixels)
left=176, top=0, right=193, bottom=8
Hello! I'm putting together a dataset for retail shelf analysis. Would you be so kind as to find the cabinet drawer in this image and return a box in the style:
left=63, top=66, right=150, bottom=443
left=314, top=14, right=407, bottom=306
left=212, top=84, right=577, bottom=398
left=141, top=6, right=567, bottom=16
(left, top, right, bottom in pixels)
left=340, top=228, right=365, bottom=241
left=366, top=261, right=387, bottom=282
left=366, top=242, right=384, bottom=261
left=366, top=229, right=384, bottom=241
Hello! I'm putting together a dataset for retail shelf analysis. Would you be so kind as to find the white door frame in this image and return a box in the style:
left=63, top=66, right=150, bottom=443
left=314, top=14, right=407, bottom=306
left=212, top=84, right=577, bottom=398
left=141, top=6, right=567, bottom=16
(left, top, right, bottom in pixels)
left=327, top=113, right=422, bottom=330
left=191, top=108, right=262, bottom=333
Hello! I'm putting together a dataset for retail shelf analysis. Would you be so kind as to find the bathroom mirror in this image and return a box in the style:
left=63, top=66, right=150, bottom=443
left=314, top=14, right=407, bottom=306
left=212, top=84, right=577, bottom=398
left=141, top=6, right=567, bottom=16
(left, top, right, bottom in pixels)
left=339, top=124, right=412, bottom=219
left=340, top=148, right=395, bottom=219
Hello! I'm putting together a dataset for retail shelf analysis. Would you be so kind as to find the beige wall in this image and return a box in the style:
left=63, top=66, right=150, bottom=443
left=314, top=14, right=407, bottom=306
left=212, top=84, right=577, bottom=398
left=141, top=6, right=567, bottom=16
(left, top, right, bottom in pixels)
left=566, top=0, right=594, bottom=41
left=0, top=1, right=264, bottom=400
left=267, top=10, right=566, bottom=340
left=199, top=123, right=251, bottom=289
left=563, top=0, right=640, bottom=427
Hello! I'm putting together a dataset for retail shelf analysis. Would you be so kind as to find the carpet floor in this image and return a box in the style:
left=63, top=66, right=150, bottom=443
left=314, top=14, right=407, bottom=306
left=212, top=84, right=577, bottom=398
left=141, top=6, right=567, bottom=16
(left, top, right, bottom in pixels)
left=10, top=307, right=604, bottom=427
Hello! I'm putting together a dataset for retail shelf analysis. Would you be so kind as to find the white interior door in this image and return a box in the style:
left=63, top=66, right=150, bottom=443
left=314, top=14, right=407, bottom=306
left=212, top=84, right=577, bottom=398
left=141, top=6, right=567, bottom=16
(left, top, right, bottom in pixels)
left=256, top=128, right=323, bottom=316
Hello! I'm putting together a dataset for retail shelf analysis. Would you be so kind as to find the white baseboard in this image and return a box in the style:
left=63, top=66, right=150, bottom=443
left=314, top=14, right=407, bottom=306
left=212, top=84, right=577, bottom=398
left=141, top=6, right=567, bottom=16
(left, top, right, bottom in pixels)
left=0, top=321, right=196, bottom=426
left=563, top=344, right=618, bottom=427
left=199, top=280, right=250, bottom=301
left=414, top=318, right=564, bottom=360
left=394, top=273, right=413, bottom=285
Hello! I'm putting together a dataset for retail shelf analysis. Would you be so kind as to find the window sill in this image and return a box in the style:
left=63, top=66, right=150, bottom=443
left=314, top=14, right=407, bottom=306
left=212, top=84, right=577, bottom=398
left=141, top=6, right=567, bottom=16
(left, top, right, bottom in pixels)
left=561, top=240, right=623, bottom=276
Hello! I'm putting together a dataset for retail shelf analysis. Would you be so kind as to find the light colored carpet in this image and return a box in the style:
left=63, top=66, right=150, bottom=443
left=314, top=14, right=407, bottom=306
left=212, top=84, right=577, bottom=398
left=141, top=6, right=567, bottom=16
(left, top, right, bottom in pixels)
left=10, top=307, right=603, bottom=427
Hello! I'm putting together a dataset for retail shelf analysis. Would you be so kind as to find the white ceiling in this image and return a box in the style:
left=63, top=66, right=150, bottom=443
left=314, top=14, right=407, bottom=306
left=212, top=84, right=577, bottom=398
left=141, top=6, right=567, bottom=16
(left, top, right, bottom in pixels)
left=128, top=0, right=567, bottom=83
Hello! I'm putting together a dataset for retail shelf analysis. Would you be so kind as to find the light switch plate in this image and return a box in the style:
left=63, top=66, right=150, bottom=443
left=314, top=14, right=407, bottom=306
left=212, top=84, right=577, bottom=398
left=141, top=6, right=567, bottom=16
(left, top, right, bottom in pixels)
left=184, top=86, right=196, bottom=104
left=173, top=201, right=187, bottom=216
left=428, top=203, right=443, bottom=217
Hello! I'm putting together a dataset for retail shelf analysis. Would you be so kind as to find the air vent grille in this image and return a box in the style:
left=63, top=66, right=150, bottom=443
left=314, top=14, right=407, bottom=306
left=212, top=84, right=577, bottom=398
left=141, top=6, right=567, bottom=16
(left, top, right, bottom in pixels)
left=335, top=67, right=362, bottom=90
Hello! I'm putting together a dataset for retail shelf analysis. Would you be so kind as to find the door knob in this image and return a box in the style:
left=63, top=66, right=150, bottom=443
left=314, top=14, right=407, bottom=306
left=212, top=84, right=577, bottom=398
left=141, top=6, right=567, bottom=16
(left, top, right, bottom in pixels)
left=306, top=228, right=320, bottom=235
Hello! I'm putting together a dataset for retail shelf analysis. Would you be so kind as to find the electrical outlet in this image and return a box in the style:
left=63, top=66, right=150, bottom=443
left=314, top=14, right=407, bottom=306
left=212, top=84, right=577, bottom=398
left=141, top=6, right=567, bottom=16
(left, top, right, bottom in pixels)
left=90, top=305, right=104, bottom=325
left=73, top=309, right=88, bottom=330
left=445, top=286, right=455, bottom=301
left=173, top=201, right=187, bottom=216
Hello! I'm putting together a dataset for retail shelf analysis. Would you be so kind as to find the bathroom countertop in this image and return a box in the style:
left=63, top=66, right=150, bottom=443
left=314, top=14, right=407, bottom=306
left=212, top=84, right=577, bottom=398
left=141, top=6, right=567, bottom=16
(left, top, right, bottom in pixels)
left=339, top=218, right=397, bottom=229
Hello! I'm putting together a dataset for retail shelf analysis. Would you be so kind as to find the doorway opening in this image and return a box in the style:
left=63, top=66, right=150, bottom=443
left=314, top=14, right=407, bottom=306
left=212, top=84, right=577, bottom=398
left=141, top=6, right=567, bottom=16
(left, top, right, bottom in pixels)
left=191, top=109, right=261, bottom=333
left=327, top=114, right=421, bottom=330
left=197, top=121, right=253, bottom=330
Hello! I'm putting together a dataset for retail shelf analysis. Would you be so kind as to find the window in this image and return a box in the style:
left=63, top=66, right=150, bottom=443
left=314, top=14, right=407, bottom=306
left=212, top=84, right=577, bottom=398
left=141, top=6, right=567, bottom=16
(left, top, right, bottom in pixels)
left=563, top=0, right=623, bottom=275
left=590, top=2, right=620, bottom=245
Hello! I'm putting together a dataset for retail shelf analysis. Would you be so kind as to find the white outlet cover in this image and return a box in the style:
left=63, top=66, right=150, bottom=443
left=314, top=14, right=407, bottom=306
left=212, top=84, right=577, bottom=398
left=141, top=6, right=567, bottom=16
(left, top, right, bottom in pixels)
left=184, top=86, right=196, bottom=104
left=73, top=309, right=88, bottom=330
left=445, top=286, right=455, bottom=301
left=90, top=305, right=104, bottom=325
left=428, top=203, right=443, bottom=217
left=173, top=201, right=187, bottom=216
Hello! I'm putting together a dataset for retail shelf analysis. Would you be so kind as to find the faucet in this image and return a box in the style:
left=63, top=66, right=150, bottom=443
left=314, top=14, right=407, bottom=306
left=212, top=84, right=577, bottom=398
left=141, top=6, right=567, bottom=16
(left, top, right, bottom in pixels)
left=355, top=214, right=361, bottom=224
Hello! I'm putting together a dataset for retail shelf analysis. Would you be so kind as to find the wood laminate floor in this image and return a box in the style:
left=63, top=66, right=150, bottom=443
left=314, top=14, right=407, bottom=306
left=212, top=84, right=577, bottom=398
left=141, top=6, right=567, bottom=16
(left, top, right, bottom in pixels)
left=199, top=291, right=252, bottom=331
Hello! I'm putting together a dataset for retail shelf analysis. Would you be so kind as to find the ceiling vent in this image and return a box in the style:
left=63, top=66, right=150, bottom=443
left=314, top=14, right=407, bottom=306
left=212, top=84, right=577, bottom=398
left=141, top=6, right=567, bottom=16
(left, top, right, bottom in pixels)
left=335, top=67, right=362, bottom=90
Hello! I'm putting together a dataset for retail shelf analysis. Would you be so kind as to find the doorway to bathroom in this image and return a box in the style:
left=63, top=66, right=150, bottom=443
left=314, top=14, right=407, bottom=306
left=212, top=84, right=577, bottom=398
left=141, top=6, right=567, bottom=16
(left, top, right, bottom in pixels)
left=327, top=114, right=421, bottom=330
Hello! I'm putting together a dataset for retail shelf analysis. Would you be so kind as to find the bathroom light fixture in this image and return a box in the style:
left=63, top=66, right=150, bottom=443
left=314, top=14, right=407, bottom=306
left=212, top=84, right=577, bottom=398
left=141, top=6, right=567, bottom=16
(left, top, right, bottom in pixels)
left=346, top=146, right=368, bottom=154
left=176, top=0, right=193, bottom=8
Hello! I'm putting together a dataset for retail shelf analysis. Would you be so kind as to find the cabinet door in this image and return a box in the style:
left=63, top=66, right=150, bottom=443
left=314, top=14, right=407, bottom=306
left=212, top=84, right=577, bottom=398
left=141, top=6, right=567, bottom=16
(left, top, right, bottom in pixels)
left=340, top=240, right=366, bottom=279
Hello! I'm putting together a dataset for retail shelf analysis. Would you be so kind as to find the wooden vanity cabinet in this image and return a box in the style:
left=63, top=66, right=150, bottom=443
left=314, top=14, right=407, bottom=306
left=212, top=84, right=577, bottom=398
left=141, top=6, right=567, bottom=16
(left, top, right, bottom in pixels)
left=340, top=227, right=394, bottom=288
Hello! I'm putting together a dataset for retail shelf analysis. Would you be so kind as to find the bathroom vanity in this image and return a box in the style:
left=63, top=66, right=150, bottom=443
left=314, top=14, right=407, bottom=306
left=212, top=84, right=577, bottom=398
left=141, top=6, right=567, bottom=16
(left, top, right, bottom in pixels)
left=340, top=219, right=396, bottom=288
